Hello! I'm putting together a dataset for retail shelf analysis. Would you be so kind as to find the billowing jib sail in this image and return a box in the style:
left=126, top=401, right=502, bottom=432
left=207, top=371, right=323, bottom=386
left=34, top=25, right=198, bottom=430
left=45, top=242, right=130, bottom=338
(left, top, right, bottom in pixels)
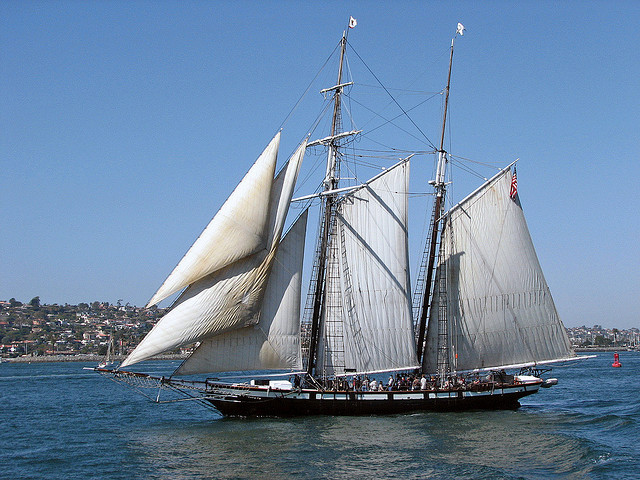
left=120, top=136, right=306, bottom=368
left=423, top=167, right=574, bottom=373
left=316, top=160, right=419, bottom=376
left=175, top=210, right=307, bottom=375
left=146, top=133, right=282, bottom=308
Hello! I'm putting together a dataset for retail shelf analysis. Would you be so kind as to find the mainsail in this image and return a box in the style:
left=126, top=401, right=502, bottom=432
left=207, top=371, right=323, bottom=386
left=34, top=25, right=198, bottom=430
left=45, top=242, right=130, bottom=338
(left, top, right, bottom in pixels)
left=316, top=160, right=419, bottom=376
left=120, top=136, right=306, bottom=368
left=423, top=167, right=574, bottom=373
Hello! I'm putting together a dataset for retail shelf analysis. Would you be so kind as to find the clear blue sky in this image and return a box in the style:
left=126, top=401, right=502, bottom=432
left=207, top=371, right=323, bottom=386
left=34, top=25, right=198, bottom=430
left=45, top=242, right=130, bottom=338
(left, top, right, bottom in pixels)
left=2, top=1, right=638, bottom=329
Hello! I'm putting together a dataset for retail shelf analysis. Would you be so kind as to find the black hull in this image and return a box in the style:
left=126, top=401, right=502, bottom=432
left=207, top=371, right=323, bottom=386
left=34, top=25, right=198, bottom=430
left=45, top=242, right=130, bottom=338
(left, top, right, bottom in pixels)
left=99, top=369, right=545, bottom=418
left=207, top=388, right=536, bottom=417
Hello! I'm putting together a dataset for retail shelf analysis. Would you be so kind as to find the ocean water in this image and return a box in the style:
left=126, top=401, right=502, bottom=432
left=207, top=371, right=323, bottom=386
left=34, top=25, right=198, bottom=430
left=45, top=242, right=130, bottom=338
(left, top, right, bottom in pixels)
left=1, top=352, right=638, bottom=480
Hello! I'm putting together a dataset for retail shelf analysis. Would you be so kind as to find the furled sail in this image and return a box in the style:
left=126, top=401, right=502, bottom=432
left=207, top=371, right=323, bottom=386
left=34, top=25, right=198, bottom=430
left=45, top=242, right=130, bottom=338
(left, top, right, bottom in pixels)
left=316, top=160, right=419, bottom=376
left=146, top=133, right=281, bottom=307
left=121, top=138, right=306, bottom=368
left=423, top=167, right=573, bottom=373
left=175, top=210, right=307, bottom=375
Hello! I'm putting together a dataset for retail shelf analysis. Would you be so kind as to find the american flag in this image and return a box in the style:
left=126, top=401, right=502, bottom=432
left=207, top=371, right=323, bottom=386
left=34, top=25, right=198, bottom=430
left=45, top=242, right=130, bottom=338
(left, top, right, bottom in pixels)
left=510, top=168, right=518, bottom=199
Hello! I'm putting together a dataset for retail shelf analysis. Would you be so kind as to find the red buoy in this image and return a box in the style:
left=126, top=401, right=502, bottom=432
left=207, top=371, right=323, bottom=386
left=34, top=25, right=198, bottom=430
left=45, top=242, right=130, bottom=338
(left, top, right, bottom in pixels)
left=612, top=352, right=621, bottom=368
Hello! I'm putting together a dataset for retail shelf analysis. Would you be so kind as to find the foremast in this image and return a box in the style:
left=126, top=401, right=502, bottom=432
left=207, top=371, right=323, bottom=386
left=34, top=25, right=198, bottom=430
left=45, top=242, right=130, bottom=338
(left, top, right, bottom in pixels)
left=306, top=25, right=351, bottom=377
left=416, top=24, right=464, bottom=380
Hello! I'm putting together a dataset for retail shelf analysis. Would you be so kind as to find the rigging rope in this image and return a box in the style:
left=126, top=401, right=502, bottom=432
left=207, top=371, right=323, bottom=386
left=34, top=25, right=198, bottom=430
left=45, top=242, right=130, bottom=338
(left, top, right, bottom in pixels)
left=279, top=41, right=340, bottom=132
left=347, top=40, right=437, bottom=150
left=346, top=89, right=442, bottom=145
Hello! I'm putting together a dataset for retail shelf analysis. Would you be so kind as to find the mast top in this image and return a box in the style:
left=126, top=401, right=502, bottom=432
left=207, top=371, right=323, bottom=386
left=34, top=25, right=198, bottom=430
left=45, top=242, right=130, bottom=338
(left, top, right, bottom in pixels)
left=434, top=22, right=464, bottom=189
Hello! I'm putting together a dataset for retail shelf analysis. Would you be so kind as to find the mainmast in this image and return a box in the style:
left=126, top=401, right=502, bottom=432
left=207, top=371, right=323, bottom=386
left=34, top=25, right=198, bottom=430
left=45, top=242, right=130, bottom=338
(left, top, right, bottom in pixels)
left=306, top=26, right=350, bottom=377
left=416, top=24, right=464, bottom=370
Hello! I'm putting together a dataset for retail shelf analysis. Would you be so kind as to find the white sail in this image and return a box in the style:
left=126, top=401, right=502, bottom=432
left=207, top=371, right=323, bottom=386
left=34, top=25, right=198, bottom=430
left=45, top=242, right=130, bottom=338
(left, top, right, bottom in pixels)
left=146, top=133, right=281, bottom=307
left=423, top=167, right=573, bottom=373
left=268, top=139, right=306, bottom=247
left=316, top=161, right=419, bottom=375
left=175, top=210, right=307, bottom=375
left=121, top=140, right=305, bottom=368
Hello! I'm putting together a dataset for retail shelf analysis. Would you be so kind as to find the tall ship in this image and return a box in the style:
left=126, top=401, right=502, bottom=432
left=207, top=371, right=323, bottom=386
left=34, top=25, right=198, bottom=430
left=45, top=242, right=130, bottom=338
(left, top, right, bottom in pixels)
left=97, top=20, right=584, bottom=416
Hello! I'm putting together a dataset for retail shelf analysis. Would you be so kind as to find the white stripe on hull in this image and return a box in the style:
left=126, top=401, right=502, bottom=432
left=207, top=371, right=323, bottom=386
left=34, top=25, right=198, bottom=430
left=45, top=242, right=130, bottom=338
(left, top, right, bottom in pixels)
left=205, top=380, right=541, bottom=404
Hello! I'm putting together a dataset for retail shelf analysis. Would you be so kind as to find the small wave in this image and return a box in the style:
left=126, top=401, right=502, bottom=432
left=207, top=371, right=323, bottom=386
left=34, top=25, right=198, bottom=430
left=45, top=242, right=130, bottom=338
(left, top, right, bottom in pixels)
left=545, top=409, right=639, bottom=441
left=593, top=452, right=612, bottom=465
left=0, top=372, right=97, bottom=381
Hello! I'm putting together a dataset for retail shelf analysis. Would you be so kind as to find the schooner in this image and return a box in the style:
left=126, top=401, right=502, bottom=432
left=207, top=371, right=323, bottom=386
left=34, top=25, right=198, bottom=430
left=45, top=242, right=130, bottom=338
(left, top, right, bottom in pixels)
left=95, top=20, right=584, bottom=416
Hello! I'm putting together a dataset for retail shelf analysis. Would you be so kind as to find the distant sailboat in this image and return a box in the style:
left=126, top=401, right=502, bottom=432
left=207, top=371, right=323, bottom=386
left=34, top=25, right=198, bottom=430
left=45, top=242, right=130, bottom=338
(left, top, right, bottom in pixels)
left=95, top=20, right=587, bottom=416
left=98, top=335, right=115, bottom=369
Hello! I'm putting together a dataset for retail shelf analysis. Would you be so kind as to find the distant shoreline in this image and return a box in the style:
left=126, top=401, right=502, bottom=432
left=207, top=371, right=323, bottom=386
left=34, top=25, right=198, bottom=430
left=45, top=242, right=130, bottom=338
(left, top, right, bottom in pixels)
left=574, top=347, right=635, bottom=353
left=1, top=353, right=189, bottom=363
left=2, top=348, right=636, bottom=365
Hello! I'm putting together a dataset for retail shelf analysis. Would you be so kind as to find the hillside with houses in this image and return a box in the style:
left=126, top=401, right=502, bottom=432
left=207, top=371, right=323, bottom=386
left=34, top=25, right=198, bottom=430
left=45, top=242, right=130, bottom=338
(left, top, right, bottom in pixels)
left=1, top=297, right=638, bottom=359
left=0, top=297, right=170, bottom=358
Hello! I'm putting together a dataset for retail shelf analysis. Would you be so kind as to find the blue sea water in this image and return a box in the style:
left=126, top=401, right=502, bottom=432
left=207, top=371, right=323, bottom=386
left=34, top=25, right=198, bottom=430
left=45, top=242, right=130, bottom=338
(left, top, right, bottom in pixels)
left=1, top=352, right=638, bottom=480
